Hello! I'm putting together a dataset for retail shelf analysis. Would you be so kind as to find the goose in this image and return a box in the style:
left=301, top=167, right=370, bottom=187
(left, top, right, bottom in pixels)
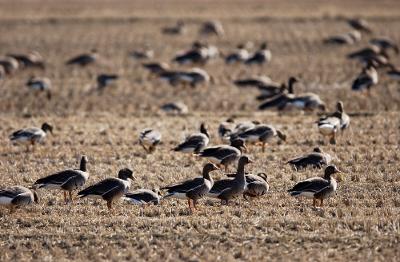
left=227, top=172, right=269, bottom=199
left=123, top=189, right=161, bottom=205
left=26, top=76, right=52, bottom=100
left=317, top=101, right=350, bottom=144
left=258, top=77, right=298, bottom=110
left=352, top=62, right=378, bottom=92
left=160, top=102, right=188, bottom=115
left=10, top=122, right=53, bottom=151
left=176, top=68, right=210, bottom=88
left=232, top=124, right=286, bottom=152
left=0, top=186, right=38, bottom=213
left=130, top=49, right=154, bottom=60
left=139, top=128, right=162, bottom=153
left=207, top=156, right=252, bottom=205
left=234, top=75, right=273, bottom=89
left=218, top=118, right=236, bottom=143
left=347, top=18, right=372, bottom=34
left=33, top=156, right=89, bottom=203
left=225, top=44, right=250, bottom=64
left=0, top=56, right=19, bottom=75
left=387, top=64, right=400, bottom=81
left=173, top=43, right=209, bottom=65
left=174, top=123, right=210, bottom=154
left=66, top=49, right=98, bottom=66
left=78, top=168, right=134, bottom=210
left=245, top=42, right=272, bottom=65
left=97, top=74, right=119, bottom=91
left=323, top=31, right=361, bottom=45
left=234, top=75, right=285, bottom=100
left=233, top=120, right=261, bottom=134
left=198, top=138, right=247, bottom=171
left=162, top=20, right=185, bottom=35
left=347, top=45, right=387, bottom=65
left=199, top=20, right=224, bottom=37
left=7, top=51, right=45, bottom=70
left=370, top=37, right=399, bottom=54
left=288, top=165, right=341, bottom=207
left=142, top=62, right=170, bottom=75
left=287, top=147, right=332, bottom=171
left=162, top=163, right=219, bottom=213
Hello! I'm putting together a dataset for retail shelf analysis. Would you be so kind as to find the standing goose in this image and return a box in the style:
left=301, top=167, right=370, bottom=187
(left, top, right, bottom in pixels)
left=347, top=18, right=372, bottom=34
left=33, top=156, right=89, bottom=203
left=352, top=62, right=378, bottom=92
left=124, top=189, right=161, bottom=205
left=0, top=186, right=38, bottom=213
left=208, top=156, right=252, bottom=204
left=139, top=128, right=162, bottom=153
left=78, top=168, right=134, bottom=210
left=287, top=147, right=332, bottom=171
left=288, top=165, right=341, bottom=207
left=97, top=74, right=119, bottom=91
left=10, top=122, right=53, bottom=151
left=26, top=76, right=52, bottom=100
left=233, top=124, right=286, bottom=152
left=162, top=163, right=219, bottom=213
left=317, top=108, right=342, bottom=145
left=199, top=139, right=247, bottom=171
left=174, top=123, right=210, bottom=154
left=66, top=49, right=98, bottom=66
left=245, top=42, right=272, bottom=65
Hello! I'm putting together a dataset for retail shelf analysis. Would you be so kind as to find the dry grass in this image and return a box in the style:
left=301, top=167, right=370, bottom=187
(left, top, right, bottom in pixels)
left=0, top=1, right=400, bottom=261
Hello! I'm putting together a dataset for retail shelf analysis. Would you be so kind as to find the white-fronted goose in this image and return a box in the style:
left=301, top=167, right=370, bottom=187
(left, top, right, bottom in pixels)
left=347, top=18, right=372, bottom=34
left=245, top=42, right=272, bottom=65
left=0, top=186, right=38, bottom=213
left=139, top=128, right=162, bottom=153
left=287, top=147, right=332, bottom=171
left=352, top=62, right=378, bottom=92
left=199, top=138, right=247, bottom=171
left=199, top=20, right=224, bottom=37
left=323, top=31, right=361, bottom=45
left=176, top=68, right=210, bottom=88
left=130, top=49, right=154, bottom=60
left=0, top=56, right=19, bottom=75
left=225, top=44, right=250, bottom=64
left=288, top=165, right=341, bottom=207
left=162, top=20, right=185, bottom=35
left=347, top=45, right=388, bottom=66
left=162, top=163, right=219, bottom=213
left=7, top=51, right=45, bottom=70
left=66, top=49, right=98, bottom=66
left=26, top=76, right=52, bottom=100
left=218, top=118, right=236, bottom=143
left=174, top=123, right=209, bottom=154
left=234, top=75, right=285, bottom=100
left=258, top=77, right=297, bottom=110
left=317, top=101, right=350, bottom=144
left=96, top=73, right=118, bottom=91
left=234, top=75, right=273, bottom=88
left=124, top=189, right=161, bottom=205
left=142, top=62, right=170, bottom=75
left=33, top=156, right=89, bottom=203
left=233, top=124, right=286, bottom=152
left=10, top=122, right=53, bottom=151
left=78, top=168, right=134, bottom=210
left=160, top=102, right=188, bottom=115
left=173, top=42, right=209, bottom=65
left=370, top=37, right=399, bottom=54
left=207, top=156, right=252, bottom=204
left=227, top=172, right=269, bottom=199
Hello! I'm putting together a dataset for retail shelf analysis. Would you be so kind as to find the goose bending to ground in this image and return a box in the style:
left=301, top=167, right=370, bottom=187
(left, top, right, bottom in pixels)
left=208, top=156, right=252, bottom=205
left=10, top=122, right=53, bottom=151
left=162, top=163, right=219, bottom=213
left=162, top=20, right=185, bottom=35
left=245, top=42, right=271, bottom=65
left=323, top=31, right=361, bottom=45
left=0, top=186, right=38, bottom=213
left=124, top=189, right=161, bottom=205
left=33, top=156, right=89, bottom=203
left=0, top=56, right=19, bottom=75
left=287, top=147, right=332, bottom=170
left=199, top=20, right=224, bottom=37
left=97, top=74, right=119, bottom=91
left=370, top=37, right=399, bottom=54
left=352, top=62, right=378, bottom=92
left=66, top=49, right=98, bottom=66
left=139, top=128, right=162, bottom=153
left=160, top=102, right=189, bottom=115
left=317, top=101, right=350, bottom=144
left=233, top=124, right=286, bottom=152
left=225, top=44, right=250, bottom=64
left=26, top=76, right=52, bottom=100
left=288, top=165, right=341, bottom=207
left=198, top=139, right=247, bottom=171
left=227, top=172, right=269, bottom=199
left=174, top=123, right=209, bottom=154
left=347, top=18, right=372, bottom=34
left=218, top=118, right=236, bottom=143
left=7, top=51, right=45, bottom=70
left=78, top=168, right=134, bottom=210
left=258, top=77, right=297, bottom=109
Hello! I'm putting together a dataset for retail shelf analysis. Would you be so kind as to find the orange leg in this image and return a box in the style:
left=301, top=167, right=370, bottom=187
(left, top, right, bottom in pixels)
left=63, top=191, right=67, bottom=203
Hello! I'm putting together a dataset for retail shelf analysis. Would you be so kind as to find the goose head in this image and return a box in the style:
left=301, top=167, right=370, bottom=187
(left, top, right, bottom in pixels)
left=313, top=147, right=323, bottom=153
left=336, top=101, right=344, bottom=113
left=200, top=123, right=210, bottom=138
left=324, top=165, right=341, bottom=179
left=276, top=130, right=287, bottom=142
left=80, top=155, right=88, bottom=171
left=230, top=138, right=247, bottom=152
left=238, top=155, right=254, bottom=166
left=118, top=168, right=134, bottom=181
left=260, top=42, right=268, bottom=50
left=41, top=122, right=53, bottom=134
left=202, top=163, right=219, bottom=180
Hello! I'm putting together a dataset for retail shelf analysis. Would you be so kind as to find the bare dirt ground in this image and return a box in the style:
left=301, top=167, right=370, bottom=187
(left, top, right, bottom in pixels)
left=0, top=0, right=399, bottom=261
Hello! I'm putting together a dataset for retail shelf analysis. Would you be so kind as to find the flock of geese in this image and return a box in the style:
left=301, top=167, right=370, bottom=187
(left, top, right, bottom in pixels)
left=0, top=18, right=398, bottom=215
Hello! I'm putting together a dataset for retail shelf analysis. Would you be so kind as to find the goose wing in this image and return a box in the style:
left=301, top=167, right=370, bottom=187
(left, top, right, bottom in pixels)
left=78, top=178, right=122, bottom=197
left=288, top=177, right=328, bottom=193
